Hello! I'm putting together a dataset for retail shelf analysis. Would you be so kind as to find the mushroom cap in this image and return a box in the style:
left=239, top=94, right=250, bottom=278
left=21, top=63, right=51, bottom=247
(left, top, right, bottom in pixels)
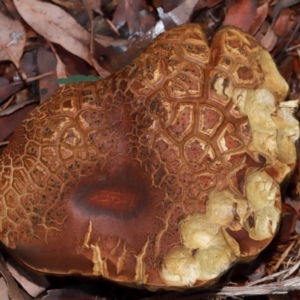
left=0, top=23, right=299, bottom=290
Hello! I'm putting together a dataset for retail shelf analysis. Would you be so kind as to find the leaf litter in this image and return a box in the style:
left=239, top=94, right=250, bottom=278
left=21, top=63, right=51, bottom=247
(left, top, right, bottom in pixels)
left=1, top=1, right=300, bottom=299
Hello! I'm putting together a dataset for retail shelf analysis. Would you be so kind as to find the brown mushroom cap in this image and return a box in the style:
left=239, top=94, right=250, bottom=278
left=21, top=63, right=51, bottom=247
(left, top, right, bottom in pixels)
left=0, top=24, right=299, bottom=290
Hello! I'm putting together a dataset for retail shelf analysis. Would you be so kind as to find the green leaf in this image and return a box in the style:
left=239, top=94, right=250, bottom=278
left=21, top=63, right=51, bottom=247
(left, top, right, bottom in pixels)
left=56, top=75, right=103, bottom=84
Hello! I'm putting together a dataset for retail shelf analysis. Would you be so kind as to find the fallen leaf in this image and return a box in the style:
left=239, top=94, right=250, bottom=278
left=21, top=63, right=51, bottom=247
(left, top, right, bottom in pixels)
left=278, top=55, right=294, bottom=82
left=6, top=258, right=49, bottom=298
left=278, top=210, right=297, bottom=243
left=45, top=40, right=69, bottom=83
left=0, top=78, right=23, bottom=105
left=287, top=57, right=300, bottom=99
left=51, top=0, right=84, bottom=10
left=161, top=0, right=183, bottom=12
left=156, top=7, right=177, bottom=30
left=0, top=99, right=38, bottom=116
left=55, top=46, right=93, bottom=77
left=0, top=255, right=32, bottom=300
left=158, top=0, right=199, bottom=27
left=94, top=34, right=129, bottom=47
left=295, top=219, right=300, bottom=236
left=0, top=103, right=37, bottom=142
left=2, top=0, right=22, bottom=20
left=89, top=0, right=102, bottom=14
left=271, top=0, right=300, bottom=26
left=247, top=263, right=266, bottom=282
left=285, top=196, right=300, bottom=216
left=41, top=284, right=105, bottom=300
left=249, top=2, right=269, bottom=35
left=255, top=22, right=277, bottom=51
left=13, top=0, right=93, bottom=65
left=0, top=10, right=26, bottom=63
left=112, top=0, right=156, bottom=35
left=273, top=8, right=297, bottom=37
left=194, top=0, right=223, bottom=10
left=36, top=46, right=60, bottom=100
left=223, top=0, right=258, bottom=31
left=0, top=277, right=9, bottom=300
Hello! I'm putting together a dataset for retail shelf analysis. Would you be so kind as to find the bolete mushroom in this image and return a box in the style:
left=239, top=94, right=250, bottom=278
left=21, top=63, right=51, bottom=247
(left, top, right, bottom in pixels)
left=0, top=23, right=299, bottom=290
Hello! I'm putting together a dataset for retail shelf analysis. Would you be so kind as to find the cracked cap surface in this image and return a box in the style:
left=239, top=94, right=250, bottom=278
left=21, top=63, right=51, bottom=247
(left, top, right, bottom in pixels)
left=0, top=23, right=299, bottom=290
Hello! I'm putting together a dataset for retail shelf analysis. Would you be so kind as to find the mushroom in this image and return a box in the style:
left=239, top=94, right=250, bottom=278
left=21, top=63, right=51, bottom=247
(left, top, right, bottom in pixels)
left=0, top=23, right=299, bottom=290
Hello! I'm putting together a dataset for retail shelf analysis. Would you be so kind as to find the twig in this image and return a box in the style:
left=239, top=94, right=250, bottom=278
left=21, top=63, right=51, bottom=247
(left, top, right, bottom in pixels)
left=273, top=240, right=296, bottom=272
left=246, top=261, right=300, bottom=287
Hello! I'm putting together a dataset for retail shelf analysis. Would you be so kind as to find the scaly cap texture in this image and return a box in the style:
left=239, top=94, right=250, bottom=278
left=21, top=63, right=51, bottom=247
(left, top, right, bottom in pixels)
left=0, top=23, right=299, bottom=290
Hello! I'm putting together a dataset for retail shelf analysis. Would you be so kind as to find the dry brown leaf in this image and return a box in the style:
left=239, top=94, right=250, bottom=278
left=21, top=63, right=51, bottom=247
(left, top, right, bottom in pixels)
left=112, top=0, right=156, bottom=35
left=36, top=47, right=59, bottom=100
left=92, top=57, right=111, bottom=77
left=160, top=0, right=183, bottom=13
left=81, top=0, right=110, bottom=77
left=0, top=10, right=25, bottom=63
left=0, top=99, right=38, bottom=116
left=273, top=8, right=297, bottom=37
left=55, top=56, right=68, bottom=81
left=0, top=255, right=32, bottom=300
left=223, top=0, right=258, bottom=31
left=94, top=34, right=129, bottom=47
left=0, top=79, right=23, bottom=105
left=272, top=0, right=300, bottom=26
left=194, top=0, right=223, bottom=10
left=41, top=284, right=104, bottom=300
left=89, top=0, right=102, bottom=14
left=6, top=259, right=49, bottom=298
left=249, top=2, right=269, bottom=35
left=88, top=0, right=120, bottom=35
left=247, top=263, right=266, bottom=282
left=13, top=0, right=93, bottom=65
left=295, top=219, right=300, bottom=235
left=158, top=0, right=198, bottom=26
left=51, top=0, right=84, bottom=10
left=285, top=196, right=300, bottom=216
left=255, top=22, right=277, bottom=51
left=0, top=102, right=37, bottom=142
left=0, top=277, right=9, bottom=300
left=45, top=40, right=69, bottom=82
